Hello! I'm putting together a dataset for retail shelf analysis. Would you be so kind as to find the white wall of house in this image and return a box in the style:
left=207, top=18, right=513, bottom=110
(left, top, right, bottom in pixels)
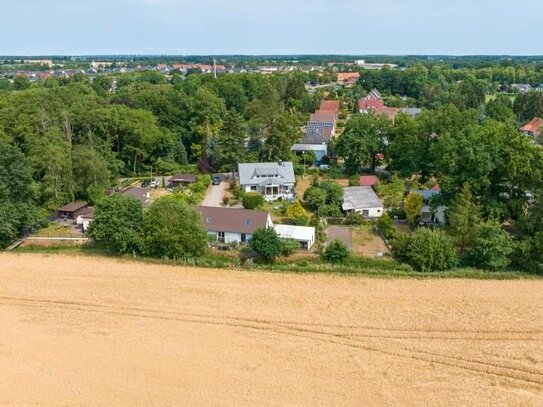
left=208, top=231, right=252, bottom=244
left=352, top=206, right=384, bottom=218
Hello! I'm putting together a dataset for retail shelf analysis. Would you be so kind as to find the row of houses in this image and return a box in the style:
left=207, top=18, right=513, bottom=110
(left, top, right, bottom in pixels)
left=291, top=99, right=340, bottom=166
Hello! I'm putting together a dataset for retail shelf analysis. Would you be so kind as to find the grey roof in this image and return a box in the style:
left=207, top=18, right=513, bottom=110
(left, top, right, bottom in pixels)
left=342, top=187, right=384, bottom=211
left=399, top=107, right=422, bottom=117
left=238, top=162, right=295, bottom=186
left=122, top=187, right=151, bottom=207
left=412, top=189, right=439, bottom=201
left=300, top=127, right=332, bottom=144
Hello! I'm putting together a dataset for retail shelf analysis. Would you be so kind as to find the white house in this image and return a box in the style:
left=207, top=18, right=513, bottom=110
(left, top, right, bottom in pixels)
left=273, top=224, right=315, bottom=250
left=342, top=186, right=384, bottom=218
left=238, top=161, right=296, bottom=202
left=76, top=207, right=95, bottom=231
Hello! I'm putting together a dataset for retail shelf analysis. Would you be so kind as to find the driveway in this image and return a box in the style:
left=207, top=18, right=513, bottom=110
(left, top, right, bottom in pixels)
left=201, top=182, right=228, bottom=207
left=326, top=226, right=353, bottom=248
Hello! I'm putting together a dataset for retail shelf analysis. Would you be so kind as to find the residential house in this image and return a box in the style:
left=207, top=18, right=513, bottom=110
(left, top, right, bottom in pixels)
left=359, top=175, right=379, bottom=187
left=198, top=206, right=273, bottom=244
left=366, top=89, right=382, bottom=100
left=307, top=112, right=337, bottom=134
left=76, top=207, right=95, bottom=231
left=512, top=83, right=532, bottom=93
left=337, top=72, right=360, bottom=86
left=238, top=161, right=296, bottom=201
left=170, top=173, right=197, bottom=187
left=291, top=128, right=331, bottom=165
left=359, top=98, right=398, bottom=122
left=122, top=187, right=151, bottom=208
left=342, top=187, right=384, bottom=218
left=520, top=117, right=543, bottom=137
left=411, top=189, right=446, bottom=225
left=56, top=201, right=89, bottom=220
left=355, top=60, right=398, bottom=70
left=273, top=224, right=315, bottom=250
left=318, top=100, right=340, bottom=114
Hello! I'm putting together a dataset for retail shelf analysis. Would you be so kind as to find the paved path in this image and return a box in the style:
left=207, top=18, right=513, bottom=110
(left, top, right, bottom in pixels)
left=201, top=182, right=228, bottom=207
left=326, top=226, right=353, bottom=248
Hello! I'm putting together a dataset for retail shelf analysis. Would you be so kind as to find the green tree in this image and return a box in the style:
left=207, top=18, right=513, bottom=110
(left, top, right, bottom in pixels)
left=335, top=113, right=391, bottom=174
left=446, top=184, right=482, bottom=255
left=404, top=192, right=423, bottom=227
left=406, top=228, right=458, bottom=272
left=280, top=238, right=300, bottom=257
left=470, top=223, right=514, bottom=270
left=71, top=145, right=111, bottom=202
left=142, top=196, right=208, bottom=259
left=322, top=239, right=351, bottom=263
left=250, top=227, right=282, bottom=262
left=0, top=142, right=37, bottom=247
left=87, top=194, right=143, bottom=254
left=377, top=175, right=405, bottom=207
left=303, top=186, right=327, bottom=210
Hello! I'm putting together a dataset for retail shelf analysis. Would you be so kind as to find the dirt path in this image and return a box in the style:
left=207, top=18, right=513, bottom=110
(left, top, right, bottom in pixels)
left=1, top=253, right=543, bottom=406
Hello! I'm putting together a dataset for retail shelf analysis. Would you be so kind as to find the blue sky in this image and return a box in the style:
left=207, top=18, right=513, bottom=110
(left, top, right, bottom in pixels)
left=3, top=0, right=542, bottom=55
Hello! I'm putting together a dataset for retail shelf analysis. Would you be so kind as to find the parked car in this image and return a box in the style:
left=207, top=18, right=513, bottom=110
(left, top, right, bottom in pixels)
left=141, top=179, right=151, bottom=188
left=149, top=180, right=160, bottom=188
left=212, top=175, right=222, bottom=185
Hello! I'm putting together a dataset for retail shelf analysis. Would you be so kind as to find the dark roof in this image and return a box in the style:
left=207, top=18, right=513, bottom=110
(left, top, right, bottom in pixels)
left=122, top=187, right=151, bottom=207
left=301, top=127, right=332, bottom=144
left=197, top=206, right=270, bottom=234
left=170, top=173, right=197, bottom=183
left=78, top=207, right=96, bottom=218
left=57, top=201, right=88, bottom=213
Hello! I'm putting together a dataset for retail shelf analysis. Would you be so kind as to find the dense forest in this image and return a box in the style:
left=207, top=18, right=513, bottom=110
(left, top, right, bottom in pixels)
left=2, top=56, right=543, bottom=273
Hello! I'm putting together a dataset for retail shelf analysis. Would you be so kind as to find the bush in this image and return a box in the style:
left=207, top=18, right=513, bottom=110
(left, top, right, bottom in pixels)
left=348, top=175, right=359, bottom=186
left=242, top=192, right=264, bottom=209
left=303, top=186, right=327, bottom=210
left=376, top=212, right=395, bottom=239
left=280, top=238, right=300, bottom=257
left=343, top=212, right=365, bottom=226
left=405, top=228, right=458, bottom=272
left=322, top=239, right=351, bottom=263
left=470, top=222, right=514, bottom=270
left=286, top=200, right=309, bottom=225
left=249, top=228, right=282, bottom=262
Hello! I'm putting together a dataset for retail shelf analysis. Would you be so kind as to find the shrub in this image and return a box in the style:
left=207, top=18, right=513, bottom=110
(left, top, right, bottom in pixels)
left=286, top=200, right=309, bottom=225
left=405, top=228, right=458, bottom=272
left=280, top=238, right=300, bottom=257
left=376, top=212, right=395, bottom=239
left=404, top=192, right=423, bottom=227
left=470, top=222, right=514, bottom=270
left=242, top=192, right=264, bottom=209
left=348, top=175, right=359, bottom=186
left=322, top=239, right=351, bottom=263
left=343, top=212, right=365, bottom=226
left=303, top=186, right=327, bottom=210
left=249, top=228, right=282, bottom=262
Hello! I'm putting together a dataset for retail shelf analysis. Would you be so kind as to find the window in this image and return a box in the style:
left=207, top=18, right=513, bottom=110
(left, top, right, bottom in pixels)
left=250, top=186, right=257, bottom=191
left=205, top=217, right=212, bottom=224
left=218, top=232, right=225, bottom=243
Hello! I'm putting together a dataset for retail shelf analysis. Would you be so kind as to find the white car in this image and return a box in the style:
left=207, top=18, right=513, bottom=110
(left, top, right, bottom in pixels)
left=149, top=180, right=160, bottom=188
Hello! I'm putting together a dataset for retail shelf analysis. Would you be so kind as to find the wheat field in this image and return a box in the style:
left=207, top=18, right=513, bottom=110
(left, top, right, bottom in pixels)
left=0, top=253, right=542, bottom=406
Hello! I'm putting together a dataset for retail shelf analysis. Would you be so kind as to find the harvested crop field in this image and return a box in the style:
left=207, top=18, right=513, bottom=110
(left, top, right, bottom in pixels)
left=1, top=253, right=543, bottom=406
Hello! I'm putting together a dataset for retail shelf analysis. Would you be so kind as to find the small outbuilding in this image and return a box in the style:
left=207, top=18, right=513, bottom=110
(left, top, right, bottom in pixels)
left=273, top=224, right=316, bottom=250
left=56, top=201, right=89, bottom=220
left=170, top=173, right=197, bottom=187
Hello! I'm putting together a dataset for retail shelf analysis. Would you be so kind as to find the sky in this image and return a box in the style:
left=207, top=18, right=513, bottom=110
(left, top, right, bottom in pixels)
left=2, top=0, right=543, bottom=56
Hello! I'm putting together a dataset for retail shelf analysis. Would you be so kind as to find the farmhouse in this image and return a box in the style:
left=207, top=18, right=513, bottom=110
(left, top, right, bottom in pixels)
left=342, top=186, right=384, bottom=218
left=238, top=161, right=295, bottom=201
left=198, top=206, right=273, bottom=244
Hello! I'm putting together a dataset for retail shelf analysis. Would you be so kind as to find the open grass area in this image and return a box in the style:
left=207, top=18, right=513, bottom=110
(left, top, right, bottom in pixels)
left=350, top=224, right=390, bottom=257
left=32, top=223, right=77, bottom=238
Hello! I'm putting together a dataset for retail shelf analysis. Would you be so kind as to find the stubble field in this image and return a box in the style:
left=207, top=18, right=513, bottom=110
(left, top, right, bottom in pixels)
left=0, top=253, right=542, bottom=406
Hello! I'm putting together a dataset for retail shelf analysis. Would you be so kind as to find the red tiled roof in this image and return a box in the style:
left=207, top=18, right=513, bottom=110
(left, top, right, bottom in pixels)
left=520, top=117, right=543, bottom=134
left=359, top=175, right=379, bottom=187
left=374, top=106, right=398, bottom=120
left=337, top=72, right=360, bottom=82
left=431, top=184, right=441, bottom=192
left=319, top=100, right=340, bottom=113
left=359, top=99, right=385, bottom=110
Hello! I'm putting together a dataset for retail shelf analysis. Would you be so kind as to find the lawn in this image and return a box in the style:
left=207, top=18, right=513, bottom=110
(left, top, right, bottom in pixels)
left=33, top=223, right=76, bottom=238
left=350, top=224, right=390, bottom=258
